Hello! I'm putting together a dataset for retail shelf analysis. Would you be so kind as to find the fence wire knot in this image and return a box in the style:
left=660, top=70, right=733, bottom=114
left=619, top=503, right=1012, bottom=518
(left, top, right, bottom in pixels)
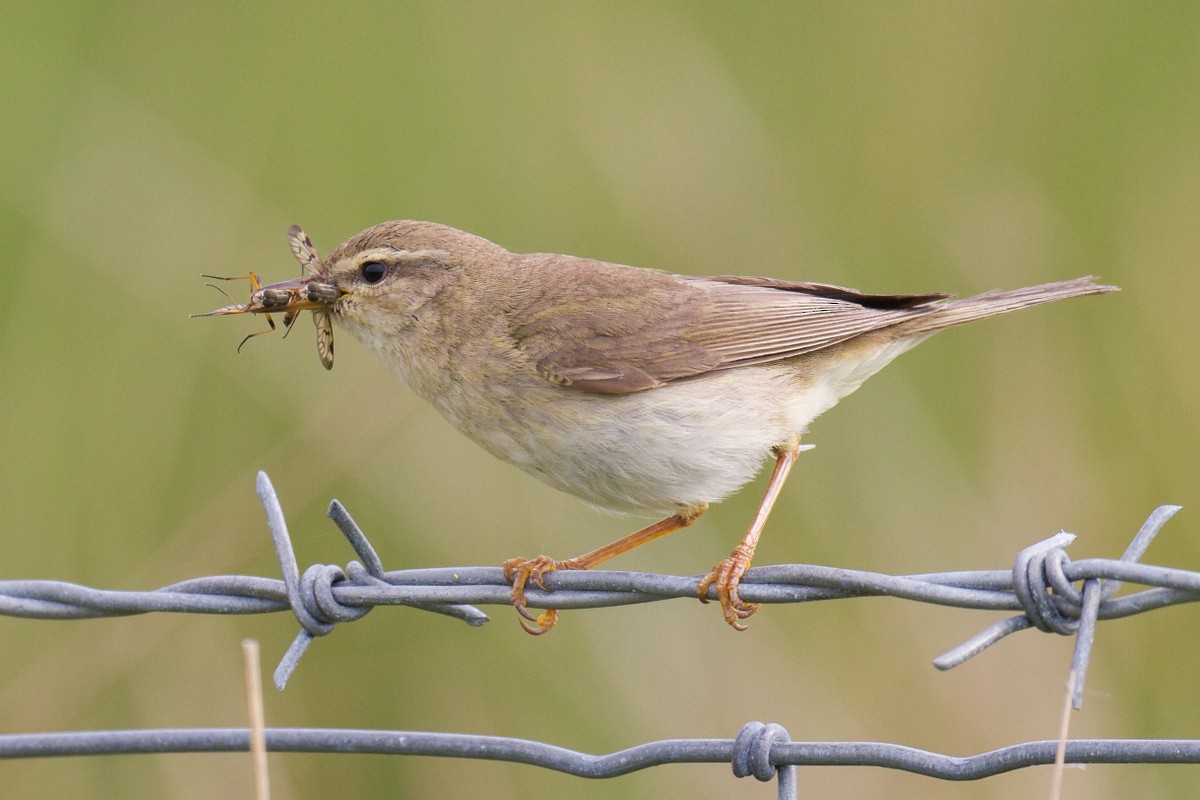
left=292, top=562, right=371, bottom=635
left=732, top=722, right=798, bottom=799
left=1012, top=532, right=1082, bottom=635
left=733, top=721, right=789, bottom=780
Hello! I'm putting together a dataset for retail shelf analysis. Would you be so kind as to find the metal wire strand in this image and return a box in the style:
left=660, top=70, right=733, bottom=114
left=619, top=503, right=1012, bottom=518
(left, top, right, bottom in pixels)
left=0, top=473, right=1192, bottom=698
left=0, top=474, right=1196, bottom=793
left=0, top=723, right=1197, bottom=794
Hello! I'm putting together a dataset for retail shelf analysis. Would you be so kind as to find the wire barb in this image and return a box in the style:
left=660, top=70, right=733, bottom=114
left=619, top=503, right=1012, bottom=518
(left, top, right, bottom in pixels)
left=933, top=505, right=1184, bottom=711
left=255, top=471, right=488, bottom=690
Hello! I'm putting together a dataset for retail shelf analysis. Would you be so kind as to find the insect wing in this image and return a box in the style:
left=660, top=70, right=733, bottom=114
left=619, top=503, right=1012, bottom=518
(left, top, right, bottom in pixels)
left=314, top=309, right=335, bottom=370
left=286, top=225, right=323, bottom=277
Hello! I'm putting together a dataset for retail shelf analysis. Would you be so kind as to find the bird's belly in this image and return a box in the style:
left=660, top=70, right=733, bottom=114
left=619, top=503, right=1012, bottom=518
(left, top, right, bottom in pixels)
left=448, top=366, right=818, bottom=516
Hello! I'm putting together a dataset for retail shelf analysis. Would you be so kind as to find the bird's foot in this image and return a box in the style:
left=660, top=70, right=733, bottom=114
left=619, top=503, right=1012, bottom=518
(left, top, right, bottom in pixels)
left=502, top=555, right=583, bottom=635
left=696, top=543, right=760, bottom=630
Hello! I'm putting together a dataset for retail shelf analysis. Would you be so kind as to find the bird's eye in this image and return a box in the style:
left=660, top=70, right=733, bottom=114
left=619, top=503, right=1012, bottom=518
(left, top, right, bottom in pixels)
left=360, top=261, right=387, bottom=284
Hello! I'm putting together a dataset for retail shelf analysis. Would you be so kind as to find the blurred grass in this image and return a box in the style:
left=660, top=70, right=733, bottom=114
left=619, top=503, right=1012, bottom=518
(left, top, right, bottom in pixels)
left=1, top=2, right=1198, bottom=798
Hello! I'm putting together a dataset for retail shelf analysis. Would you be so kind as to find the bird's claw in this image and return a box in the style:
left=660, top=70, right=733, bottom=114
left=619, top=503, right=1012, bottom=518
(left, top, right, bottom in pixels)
left=518, top=608, right=559, bottom=635
left=503, top=555, right=577, bottom=635
left=696, top=543, right=760, bottom=630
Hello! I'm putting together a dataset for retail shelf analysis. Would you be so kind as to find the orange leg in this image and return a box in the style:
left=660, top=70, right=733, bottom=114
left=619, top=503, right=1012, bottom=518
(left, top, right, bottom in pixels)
left=504, top=503, right=707, bottom=635
left=697, top=440, right=801, bottom=630
left=200, top=273, right=280, bottom=350
left=236, top=314, right=278, bottom=352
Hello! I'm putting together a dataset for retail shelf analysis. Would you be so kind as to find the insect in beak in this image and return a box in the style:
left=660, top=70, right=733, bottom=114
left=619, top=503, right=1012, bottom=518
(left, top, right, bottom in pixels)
left=192, top=273, right=349, bottom=369
left=192, top=225, right=346, bottom=370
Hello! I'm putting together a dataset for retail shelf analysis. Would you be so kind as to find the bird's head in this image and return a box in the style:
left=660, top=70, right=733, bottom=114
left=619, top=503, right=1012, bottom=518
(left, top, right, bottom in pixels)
left=196, top=221, right=504, bottom=368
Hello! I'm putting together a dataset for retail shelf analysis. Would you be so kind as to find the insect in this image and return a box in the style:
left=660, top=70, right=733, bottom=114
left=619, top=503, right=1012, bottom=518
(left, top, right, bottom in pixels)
left=192, top=226, right=346, bottom=369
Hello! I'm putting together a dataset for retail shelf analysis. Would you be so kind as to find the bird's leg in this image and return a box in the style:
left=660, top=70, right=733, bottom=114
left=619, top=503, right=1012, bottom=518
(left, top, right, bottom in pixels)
left=697, top=439, right=801, bottom=630
left=504, top=503, right=707, bottom=635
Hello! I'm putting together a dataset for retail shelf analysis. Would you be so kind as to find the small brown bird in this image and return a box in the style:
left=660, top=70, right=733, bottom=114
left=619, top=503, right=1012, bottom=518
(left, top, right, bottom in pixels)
left=197, top=221, right=1117, bottom=633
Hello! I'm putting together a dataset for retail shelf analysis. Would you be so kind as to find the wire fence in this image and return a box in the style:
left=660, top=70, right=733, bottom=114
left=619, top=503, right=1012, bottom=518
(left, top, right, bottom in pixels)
left=1, top=471, right=1197, bottom=797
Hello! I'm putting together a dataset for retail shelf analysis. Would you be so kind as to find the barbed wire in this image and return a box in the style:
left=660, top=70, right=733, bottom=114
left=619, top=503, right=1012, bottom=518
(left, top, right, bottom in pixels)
left=2, top=472, right=1193, bottom=699
left=2, top=472, right=1198, bottom=795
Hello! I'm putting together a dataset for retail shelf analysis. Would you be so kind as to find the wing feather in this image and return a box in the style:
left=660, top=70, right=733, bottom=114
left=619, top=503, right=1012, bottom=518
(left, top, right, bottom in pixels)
left=510, top=258, right=947, bottom=394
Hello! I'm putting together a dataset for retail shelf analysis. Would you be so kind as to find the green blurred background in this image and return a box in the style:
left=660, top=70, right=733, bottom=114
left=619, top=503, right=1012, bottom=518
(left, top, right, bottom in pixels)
left=2, top=3, right=1198, bottom=798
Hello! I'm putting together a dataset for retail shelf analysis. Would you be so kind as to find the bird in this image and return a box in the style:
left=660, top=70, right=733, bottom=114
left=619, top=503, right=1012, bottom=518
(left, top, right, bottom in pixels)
left=196, top=221, right=1117, bottom=634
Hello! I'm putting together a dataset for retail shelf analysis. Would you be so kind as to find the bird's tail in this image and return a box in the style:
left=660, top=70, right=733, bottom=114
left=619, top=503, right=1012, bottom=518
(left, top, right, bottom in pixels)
left=897, top=276, right=1118, bottom=336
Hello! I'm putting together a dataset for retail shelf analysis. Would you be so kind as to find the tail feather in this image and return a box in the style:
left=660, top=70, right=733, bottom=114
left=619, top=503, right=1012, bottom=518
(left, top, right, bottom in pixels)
left=899, top=277, right=1118, bottom=336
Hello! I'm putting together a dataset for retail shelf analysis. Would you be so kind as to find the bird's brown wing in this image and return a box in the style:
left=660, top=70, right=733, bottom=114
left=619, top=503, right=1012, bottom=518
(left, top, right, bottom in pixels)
left=511, top=264, right=948, bottom=394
